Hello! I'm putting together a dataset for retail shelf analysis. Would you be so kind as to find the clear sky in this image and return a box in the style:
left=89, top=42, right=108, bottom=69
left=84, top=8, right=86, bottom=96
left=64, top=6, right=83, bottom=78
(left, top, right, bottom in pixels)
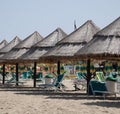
left=0, top=0, right=120, bottom=42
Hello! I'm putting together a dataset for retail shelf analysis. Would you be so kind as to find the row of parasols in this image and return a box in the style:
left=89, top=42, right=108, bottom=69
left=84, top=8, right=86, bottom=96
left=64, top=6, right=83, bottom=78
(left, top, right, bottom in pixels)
left=0, top=16, right=120, bottom=93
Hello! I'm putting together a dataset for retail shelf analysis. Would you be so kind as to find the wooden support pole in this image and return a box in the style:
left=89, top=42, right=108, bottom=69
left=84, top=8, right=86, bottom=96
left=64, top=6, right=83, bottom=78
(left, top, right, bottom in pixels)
left=86, top=59, right=91, bottom=95
left=33, top=62, right=37, bottom=87
left=16, top=63, right=19, bottom=86
left=2, top=64, right=5, bottom=84
left=57, top=61, right=60, bottom=75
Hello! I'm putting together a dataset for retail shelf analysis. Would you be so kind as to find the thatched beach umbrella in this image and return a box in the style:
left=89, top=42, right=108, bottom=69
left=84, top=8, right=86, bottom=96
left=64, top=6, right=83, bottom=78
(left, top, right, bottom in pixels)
left=1, top=31, right=43, bottom=85
left=42, top=20, right=100, bottom=80
left=2, top=31, right=43, bottom=62
left=0, top=36, right=21, bottom=84
left=43, top=20, right=100, bottom=62
left=19, top=28, right=67, bottom=62
left=75, top=17, right=120, bottom=60
left=75, top=16, right=120, bottom=93
left=0, top=40, right=8, bottom=49
left=0, top=36, right=21, bottom=58
left=19, top=28, right=67, bottom=87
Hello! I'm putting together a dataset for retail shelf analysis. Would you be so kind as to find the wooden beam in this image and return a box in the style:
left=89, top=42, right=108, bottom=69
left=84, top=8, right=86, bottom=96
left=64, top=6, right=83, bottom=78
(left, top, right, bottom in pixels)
left=86, top=59, right=91, bottom=95
left=2, top=64, right=5, bottom=84
left=33, top=62, right=37, bottom=87
left=16, top=63, right=19, bottom=86
left=57, top=61, right=60, bottom=75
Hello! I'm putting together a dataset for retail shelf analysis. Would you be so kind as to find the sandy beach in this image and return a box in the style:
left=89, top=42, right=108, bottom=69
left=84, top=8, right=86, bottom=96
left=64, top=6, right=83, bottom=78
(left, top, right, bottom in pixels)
left=0, top=79, right=120, bottom=114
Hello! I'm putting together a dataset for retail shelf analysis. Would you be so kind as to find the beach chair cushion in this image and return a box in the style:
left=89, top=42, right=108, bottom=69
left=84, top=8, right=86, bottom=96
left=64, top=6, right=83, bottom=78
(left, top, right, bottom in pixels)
left=89, top=80, right=107, bottom=95
left=77, top=72, right=86, bottom=80
left=95, top=72, right=105, bottom=82
left=89, top=80, right=117, bottom=98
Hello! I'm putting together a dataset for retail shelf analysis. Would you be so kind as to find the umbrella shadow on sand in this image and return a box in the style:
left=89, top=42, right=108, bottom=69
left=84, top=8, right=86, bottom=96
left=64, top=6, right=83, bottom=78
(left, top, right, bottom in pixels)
left=1, top=86, right=120, bottom=101
left=83, top=100, right=120, bottom=108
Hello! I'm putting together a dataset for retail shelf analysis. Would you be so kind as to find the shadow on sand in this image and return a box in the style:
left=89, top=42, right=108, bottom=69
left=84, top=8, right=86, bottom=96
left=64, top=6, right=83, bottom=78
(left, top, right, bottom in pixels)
left=1, top=85, right=120, bottom=109
left=1, top=86, right=120, bottom=101
left=84, top=101, right=120, bottom=108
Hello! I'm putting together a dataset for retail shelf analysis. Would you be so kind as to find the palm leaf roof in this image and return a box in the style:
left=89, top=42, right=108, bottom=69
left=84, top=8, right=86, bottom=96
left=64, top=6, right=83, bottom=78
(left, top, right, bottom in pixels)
left=1, top=31, right=43, bottom=61
left=18, top=28, right=67, bottom=62
left=0, top=37, right=21, bottom=63
left=43, top=20, right=100, bottom=62
left=0, top=36, right=21, bottom=54
left=14, top=31, right=43, bottom=49
left=75, top=17, right=120, bottom=60
left=0, top=40, right=8, bottom=49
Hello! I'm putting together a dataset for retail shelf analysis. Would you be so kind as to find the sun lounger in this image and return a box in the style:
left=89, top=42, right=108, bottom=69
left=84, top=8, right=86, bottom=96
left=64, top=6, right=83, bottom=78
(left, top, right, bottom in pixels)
left=36, top=72, right=44, bottom=83
left=73, top=72, right=87, bottom=90
left=38, top=72, right=66, bottom=92
left=6, top=74, right=26, bottom=85
left=89, top=80, right=117, bottom=99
